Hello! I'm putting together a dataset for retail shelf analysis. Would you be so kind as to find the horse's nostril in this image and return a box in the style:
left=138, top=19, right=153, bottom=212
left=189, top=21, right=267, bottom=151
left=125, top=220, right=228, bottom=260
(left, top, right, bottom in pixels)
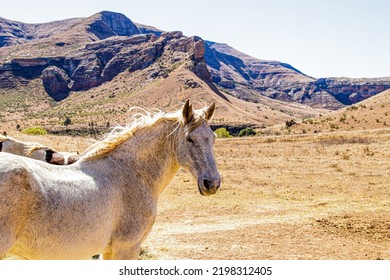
left=203, top=179, right=220, bottom=190
left=203, top=179, right=211, bottom=190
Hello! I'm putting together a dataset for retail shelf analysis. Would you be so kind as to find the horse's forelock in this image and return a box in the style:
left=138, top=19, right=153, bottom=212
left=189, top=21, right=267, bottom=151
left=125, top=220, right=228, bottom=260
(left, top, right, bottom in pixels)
left=182, top=106, right=210, bottom=135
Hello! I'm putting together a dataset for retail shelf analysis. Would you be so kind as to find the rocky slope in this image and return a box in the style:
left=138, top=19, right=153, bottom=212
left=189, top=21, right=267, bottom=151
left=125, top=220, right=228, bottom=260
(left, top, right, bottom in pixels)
left=205, top=42, right=390, bottom=109
left=0, top=12, right=209, bottom=100
left=276, top=88, right=390, bottom=135
left=0, top=11, right=389, bottom=132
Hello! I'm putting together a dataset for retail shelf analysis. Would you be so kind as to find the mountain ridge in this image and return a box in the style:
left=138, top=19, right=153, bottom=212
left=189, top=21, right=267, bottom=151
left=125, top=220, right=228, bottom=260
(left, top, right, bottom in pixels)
left=204, top=41, right=390, bottom=109
left=0, top=11, right=389, bottom=132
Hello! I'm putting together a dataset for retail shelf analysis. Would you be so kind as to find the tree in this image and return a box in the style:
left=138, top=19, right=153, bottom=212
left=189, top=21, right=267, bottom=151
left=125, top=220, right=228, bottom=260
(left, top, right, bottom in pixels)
left=238, top=127, right=256, bottom=137
left=64, top=117, right=72, bottom=127
left=285, top=119, right=297, bottom=127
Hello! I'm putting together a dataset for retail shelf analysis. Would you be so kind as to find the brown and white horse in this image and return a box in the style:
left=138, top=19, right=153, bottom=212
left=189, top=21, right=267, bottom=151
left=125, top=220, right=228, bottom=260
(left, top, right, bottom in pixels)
left=0, top=135, right=66, bottom=164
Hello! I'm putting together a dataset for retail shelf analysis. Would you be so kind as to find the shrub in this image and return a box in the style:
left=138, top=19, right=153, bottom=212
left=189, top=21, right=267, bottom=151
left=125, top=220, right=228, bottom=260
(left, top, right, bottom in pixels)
left=302, top=118, right=314, bottom=124
left=238, top=127, right=256, bottom=137
left=64, top=117, right=72, bottom=127
left=22, top=126, right=48, bottom=135
left=285, top=120, right=297, bottom=127
left=214, top=127, right=232, bottom=138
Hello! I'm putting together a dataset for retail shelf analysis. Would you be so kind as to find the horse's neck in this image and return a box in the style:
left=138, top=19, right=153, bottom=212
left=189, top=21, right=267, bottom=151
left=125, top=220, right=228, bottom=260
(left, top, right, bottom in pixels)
left=110, top=121, right=180, bottom=196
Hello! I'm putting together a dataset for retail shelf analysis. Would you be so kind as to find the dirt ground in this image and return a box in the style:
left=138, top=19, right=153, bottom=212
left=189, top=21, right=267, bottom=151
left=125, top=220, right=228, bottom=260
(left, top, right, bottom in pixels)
left=4, top=129, right=390, bottom=260
left=142, top=129, right=390, bottom=260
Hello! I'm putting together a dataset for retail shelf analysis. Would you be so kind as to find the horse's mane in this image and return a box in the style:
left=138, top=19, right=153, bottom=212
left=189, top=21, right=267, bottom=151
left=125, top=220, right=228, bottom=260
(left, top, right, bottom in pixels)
left=80, top=106, right=209, bottom=161
left=24, top=143, right=48, bottom=156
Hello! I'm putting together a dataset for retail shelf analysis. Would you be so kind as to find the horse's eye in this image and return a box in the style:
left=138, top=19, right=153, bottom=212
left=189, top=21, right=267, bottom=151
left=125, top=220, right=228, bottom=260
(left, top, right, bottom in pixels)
left=186, top=137, right=194, bottom=144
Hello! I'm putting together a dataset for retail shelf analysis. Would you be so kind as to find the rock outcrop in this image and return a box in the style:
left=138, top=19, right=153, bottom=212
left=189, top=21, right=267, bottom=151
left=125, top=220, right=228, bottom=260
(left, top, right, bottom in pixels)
left=313, top=78, right=390, bottom=105
left=0, top=17, right=26, bottom=47
left=0, top=23, right=211, bottom=98
left=88, top=11, right=141, bottom=40
left=41, top=66, right=71, bottom=100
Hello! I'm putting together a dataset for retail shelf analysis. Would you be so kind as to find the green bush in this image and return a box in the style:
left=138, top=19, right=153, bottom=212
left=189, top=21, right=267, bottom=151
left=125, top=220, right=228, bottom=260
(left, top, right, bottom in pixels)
left=214, top=127, right=232, bottom=138
left=238, top=127, right=256, bottom=137
left=22, top=126, right=48, bottom=135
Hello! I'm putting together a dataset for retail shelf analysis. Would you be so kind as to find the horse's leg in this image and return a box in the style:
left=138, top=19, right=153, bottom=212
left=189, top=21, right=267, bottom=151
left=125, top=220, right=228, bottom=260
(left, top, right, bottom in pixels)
left=102, top=252, right=113, bottom=260
left=110, top=242, right=141, bottom=260
left=0, top=222, right=15, bottom=260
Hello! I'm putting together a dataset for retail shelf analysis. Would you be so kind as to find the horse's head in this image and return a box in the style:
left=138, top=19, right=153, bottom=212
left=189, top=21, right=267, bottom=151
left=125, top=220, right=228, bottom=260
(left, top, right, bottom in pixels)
left=28, top=147, right=66, bottom=165
left=176, top=100, right=221, bottom=196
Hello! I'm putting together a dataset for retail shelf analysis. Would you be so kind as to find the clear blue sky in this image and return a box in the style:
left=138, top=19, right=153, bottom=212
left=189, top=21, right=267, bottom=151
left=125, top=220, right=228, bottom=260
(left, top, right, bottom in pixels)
left=2, top=0, right=390, bottom=78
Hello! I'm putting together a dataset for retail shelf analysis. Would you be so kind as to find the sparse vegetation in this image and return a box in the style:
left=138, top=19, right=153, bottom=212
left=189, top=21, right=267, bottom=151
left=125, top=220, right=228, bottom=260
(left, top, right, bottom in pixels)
left=238, top=127, right=256, bottom=137
left=339, top=113, right=347, bottom=122
left=21, top=126, right=48, bottom=135
left=214, top=127, right=232, bottom=138
left=64, top=117, right=72, bottom=128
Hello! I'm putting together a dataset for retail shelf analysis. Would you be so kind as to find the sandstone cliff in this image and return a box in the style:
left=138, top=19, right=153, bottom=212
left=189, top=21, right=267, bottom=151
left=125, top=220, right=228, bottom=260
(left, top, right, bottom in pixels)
left=0, top=12, right=210, bottom=101
left=1, top=11, right=389, bottom=113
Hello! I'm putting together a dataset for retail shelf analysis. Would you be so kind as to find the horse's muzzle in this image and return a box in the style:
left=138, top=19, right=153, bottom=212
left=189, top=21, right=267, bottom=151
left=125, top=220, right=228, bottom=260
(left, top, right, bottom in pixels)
left=46, top=150, right=66, bottom=165
left=198, top=177, right=221, bottom=196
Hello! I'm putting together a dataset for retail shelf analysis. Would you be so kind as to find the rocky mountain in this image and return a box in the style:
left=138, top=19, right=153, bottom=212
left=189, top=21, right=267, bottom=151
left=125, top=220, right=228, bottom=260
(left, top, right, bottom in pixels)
left=0, top=11, right=140, bottom=47
left=205, top=42, right=390, bottom=109
left=0, top=12, right=209, bottom=100
left=0, top=11, right=389, bottom=132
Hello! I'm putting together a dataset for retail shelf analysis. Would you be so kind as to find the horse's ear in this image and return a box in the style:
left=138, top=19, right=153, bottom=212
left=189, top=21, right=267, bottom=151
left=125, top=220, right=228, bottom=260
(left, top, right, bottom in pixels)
left=182, top=99, right=194, bottom=124
left=205, top=102, right=215, bottom=121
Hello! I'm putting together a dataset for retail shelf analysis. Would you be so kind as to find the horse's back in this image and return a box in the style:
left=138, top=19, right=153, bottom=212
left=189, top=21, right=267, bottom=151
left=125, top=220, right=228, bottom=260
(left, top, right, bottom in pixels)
left=0, top=153, right=31, bottom=193
left=0, top=151, right=27, bottom=171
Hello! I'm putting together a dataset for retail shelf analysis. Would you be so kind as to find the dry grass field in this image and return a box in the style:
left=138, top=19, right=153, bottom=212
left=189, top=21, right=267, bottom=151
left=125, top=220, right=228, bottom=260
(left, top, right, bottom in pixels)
left=143, top=129, right=390, bottom=260
left=6, top=128, right=388, bottom=260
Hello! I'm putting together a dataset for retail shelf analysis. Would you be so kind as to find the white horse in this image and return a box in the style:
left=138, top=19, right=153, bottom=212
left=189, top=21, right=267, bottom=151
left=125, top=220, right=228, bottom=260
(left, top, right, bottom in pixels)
left=0, top=135, right=66, bottom=164
left=0, top=100, right=221, bottom=260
